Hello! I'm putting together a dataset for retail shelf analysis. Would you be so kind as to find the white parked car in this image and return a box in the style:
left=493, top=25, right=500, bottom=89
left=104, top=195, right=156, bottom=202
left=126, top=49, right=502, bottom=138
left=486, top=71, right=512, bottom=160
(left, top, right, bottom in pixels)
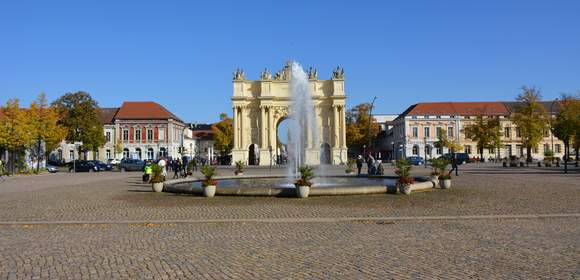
left=47, top=165, right=59, bottom=173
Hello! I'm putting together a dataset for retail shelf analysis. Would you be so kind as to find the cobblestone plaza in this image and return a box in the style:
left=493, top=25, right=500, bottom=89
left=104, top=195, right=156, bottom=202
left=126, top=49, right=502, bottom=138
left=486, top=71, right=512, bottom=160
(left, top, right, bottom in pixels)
left=0, top=165, right=578, bottom=279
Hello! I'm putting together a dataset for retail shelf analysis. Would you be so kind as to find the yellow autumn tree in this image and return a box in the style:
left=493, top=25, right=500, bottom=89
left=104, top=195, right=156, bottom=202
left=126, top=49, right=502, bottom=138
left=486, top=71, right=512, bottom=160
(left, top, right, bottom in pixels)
left=212, top=113, right=233, bottom=156
left=346, top=103, right=380, bottom=153
left=29, top=93, right=67, bottom=173
left=0, top=99, right=34, bottom=174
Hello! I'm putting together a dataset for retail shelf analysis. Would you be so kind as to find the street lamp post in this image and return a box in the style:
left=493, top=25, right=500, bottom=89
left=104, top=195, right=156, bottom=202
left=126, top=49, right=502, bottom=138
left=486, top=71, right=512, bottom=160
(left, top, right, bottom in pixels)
left=550, top=98, right=558, bottom=162
left=424, top=137, right=427, bottom=168
left=367, top=96, right=378, bottom=156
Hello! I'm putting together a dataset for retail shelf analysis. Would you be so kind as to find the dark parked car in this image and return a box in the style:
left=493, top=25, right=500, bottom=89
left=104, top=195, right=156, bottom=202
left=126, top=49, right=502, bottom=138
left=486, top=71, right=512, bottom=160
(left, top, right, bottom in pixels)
left=119, top=159, right=145, bottom=172
left=90, top=160, right=113, bottom=171
left=441, top=153, right=471, bottom=164
left=406, top=156, right=425, bottom=166
left=68, top=160, right=99, bottom=172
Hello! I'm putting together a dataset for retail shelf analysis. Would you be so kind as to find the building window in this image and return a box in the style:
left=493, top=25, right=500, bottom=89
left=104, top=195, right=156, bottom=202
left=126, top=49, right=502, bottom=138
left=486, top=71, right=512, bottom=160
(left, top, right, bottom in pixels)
left=412, top=145, right=419, bottom=155
left=135, top=129, right=141, bottom=142
left=436, top=127, right=443, bottom=138
left=412, top=116, right=417, bottom=119
left=555, top=144, right=561, bottom=153
left=424, top=115, right=430, bottom=119
left=135, top=148, right=142, bottom=159
left=504, top=127, right=511, bottom=138
left=465, top=145, right=472, bottom=154
left=412, top=127, right=418, bottom=138
left=516, top=127, right=521, bottom=138
left=533, top=146, right=539, bottom=154
left=123, top=130, right=129, bottom=141
left=123, top=148, right=129, bottom=159
left=424, top=127, right=430, bottom=138
left=543, top=130, right=549, bottom=137
left=543, top=144, right=550, bottom=153
left=147, top=129, right=153, bottom=142
left=106, top=132, right=111, bottom=142
left=516, top=145, right=523, bottom=156
left=69, top=150, right=74, bottom=160
left=106, top=149, right=111, bottom=159
left=488, top=148, right=494, bottom=154
left=436, top=147, right=443, bottom=155
left=447, top=127, right=454, bottom=138
left=465, top=116, right=471, bottom=119
left=436, top=115, right=441, bottom=119
left=147, top=148, right=154, bottom=160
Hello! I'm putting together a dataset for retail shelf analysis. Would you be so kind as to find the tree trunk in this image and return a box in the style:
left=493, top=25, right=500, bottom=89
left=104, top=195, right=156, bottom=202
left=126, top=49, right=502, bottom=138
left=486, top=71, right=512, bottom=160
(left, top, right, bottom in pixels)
left=564, top=142, right=568, bottom=174
left=36, top=139, right=42, bottom=174
left=526, top=146, right=532, bottom=163
left=575, top=147, right=579, bottom=161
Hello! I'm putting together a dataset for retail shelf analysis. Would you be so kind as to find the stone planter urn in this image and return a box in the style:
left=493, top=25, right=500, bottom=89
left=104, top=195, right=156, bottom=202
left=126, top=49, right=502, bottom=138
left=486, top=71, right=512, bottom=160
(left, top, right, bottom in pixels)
left=152, top=182, right=164, bottom=193
left=398, top=184, right=412, bottom=195
left=203, top=185, right=216, bottom=197
left=296, top=185, right=310, bottom=198
left=439, top=179, right=452, bottom=189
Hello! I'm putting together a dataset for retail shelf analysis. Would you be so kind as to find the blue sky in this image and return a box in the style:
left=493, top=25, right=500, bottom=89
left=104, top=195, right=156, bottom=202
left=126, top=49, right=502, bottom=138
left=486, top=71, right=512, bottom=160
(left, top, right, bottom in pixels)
left=1, top=0, right=579, bottom=123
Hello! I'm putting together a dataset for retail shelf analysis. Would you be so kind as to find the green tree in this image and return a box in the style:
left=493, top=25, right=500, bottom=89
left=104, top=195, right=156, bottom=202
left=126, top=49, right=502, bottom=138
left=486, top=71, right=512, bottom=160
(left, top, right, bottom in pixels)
left=52, top=92, right=105, bottom=159
left=433, top=128, right=463, bottom=154
left=511, top=86, right=549, bottom=162
left=552, top=94, right=580, bottom=173
left=212, top=113, right=233, bottom=156
left=345, top=103, right=379, bottom=153
left=0, top=99, right=34, bottom=174
left=29, top=93, right=67, bottom=173
left=463, top=115, right=502, bottom=160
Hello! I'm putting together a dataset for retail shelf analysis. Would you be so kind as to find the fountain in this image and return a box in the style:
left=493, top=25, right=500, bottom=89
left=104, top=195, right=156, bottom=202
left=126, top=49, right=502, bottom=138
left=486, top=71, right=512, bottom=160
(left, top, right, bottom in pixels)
left=287, top=61, right=320, bottom=178
left=163, top=62, right=436, bottom=196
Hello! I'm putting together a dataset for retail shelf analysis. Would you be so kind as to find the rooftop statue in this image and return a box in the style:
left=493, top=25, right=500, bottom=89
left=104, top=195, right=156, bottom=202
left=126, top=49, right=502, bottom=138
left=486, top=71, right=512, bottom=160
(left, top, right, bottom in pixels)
left=331, top=66, right=345, bottom=80
left=233, top=68, right=246, bottom=81
left=308, top=67, right=318, bottom=80
left=260, top=68, right=272, bottom=80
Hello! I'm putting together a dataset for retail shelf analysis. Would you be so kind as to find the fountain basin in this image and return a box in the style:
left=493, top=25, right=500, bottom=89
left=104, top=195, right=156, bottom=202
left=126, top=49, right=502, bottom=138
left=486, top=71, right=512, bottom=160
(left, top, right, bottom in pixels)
left=163, top=175, right=435, bottom=197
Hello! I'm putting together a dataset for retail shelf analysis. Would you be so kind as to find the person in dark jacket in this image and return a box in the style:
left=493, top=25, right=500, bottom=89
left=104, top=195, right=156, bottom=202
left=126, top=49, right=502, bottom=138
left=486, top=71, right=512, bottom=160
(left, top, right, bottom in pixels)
left=356, top=155, right=364, bottom=176
left=449, top=154, right=459, bottom=176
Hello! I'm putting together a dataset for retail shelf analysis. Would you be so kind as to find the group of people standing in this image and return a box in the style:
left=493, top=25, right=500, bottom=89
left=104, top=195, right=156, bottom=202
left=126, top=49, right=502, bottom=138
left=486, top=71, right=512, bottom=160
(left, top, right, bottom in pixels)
left=355, top=155, right=384, bottom=176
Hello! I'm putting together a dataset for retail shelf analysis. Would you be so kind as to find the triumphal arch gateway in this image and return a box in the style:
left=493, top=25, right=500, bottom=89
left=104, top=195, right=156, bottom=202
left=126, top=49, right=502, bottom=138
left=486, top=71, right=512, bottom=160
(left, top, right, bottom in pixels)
left=231, top=62, right=348, bottom=166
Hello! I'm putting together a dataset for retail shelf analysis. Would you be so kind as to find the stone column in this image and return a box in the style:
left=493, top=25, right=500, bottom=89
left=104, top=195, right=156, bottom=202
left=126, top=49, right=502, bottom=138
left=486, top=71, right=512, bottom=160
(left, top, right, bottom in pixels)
left=239, top=106, right=245, bottom=149
left=260, top=106, right=266, bottom=149
left=333, top=105, right=339, bottom=147
left=268, top=107, right=274, bottom=149
left=341, top=106, right=347, bottom=148
left=233, top=107, right=238, bottom=149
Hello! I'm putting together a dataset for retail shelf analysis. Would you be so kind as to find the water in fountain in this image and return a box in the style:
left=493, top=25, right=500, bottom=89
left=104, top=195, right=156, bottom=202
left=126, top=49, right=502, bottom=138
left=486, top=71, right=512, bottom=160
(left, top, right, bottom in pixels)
left=287, top=61, right=319, bottom=179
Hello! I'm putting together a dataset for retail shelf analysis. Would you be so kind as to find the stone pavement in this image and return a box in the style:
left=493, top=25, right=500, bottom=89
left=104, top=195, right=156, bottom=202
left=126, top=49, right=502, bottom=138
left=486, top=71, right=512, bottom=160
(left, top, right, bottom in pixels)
left=0, top=164, right=578, bottom=279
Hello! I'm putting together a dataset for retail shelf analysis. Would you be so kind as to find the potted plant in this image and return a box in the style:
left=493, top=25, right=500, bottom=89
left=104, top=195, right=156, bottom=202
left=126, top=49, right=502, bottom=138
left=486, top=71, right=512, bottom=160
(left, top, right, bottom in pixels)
left=439, top=174, right=452, bottom=189
left=234, top=160, right=244, bottom=176
left=345, top=159, right=355, bottom=175
left=150, top=163, right=165, bottom=192
left=200, top=165, right=217, bottom=197
left=295, top=165, right=314, bottom=198
left=394, top=159, right=413, bottom=195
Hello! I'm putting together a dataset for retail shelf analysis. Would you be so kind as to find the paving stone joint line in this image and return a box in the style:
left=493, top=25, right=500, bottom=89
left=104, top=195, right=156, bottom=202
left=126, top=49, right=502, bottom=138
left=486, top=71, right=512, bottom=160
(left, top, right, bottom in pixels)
left=0, top=213, right=578, bottom=226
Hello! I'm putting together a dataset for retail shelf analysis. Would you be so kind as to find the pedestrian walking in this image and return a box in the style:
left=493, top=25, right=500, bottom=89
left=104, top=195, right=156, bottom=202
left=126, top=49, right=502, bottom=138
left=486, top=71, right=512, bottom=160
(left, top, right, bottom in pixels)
left=449, top=154, right=459, bottom=176
left=0, top=159, right=6, bottom=182
left=173, top=160, right=180, bottom=179
left=356, top=155, right=363, bottom=176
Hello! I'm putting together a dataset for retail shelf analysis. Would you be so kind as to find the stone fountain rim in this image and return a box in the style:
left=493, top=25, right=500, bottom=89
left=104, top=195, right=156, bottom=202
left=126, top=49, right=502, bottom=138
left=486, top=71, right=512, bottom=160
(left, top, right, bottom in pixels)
left=162, top=175, right=436, bottom=197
